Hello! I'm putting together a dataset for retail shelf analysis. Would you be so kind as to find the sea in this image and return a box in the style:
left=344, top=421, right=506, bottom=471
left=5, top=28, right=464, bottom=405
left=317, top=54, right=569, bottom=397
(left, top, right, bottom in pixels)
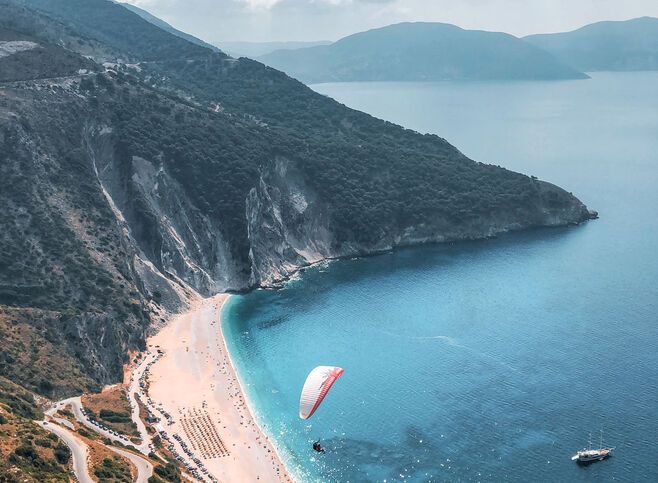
left=222, top=72, right=658, bottom=482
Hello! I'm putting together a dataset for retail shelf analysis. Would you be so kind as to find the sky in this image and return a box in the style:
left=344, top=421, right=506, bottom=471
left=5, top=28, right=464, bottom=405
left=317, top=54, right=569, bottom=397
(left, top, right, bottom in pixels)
left=122, top=0, right=658, bottom=43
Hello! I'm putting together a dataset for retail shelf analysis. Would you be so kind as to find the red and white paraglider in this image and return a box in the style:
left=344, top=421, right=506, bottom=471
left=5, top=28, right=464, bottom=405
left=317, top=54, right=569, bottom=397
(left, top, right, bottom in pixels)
left=299, top=366, right=344, bottom=420
left=300, top=365, right=344, bottom=453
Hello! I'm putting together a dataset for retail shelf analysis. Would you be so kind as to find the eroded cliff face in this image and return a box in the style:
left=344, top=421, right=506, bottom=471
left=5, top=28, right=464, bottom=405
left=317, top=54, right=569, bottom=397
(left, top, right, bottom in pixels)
left=84, top=124, right=248, bottom=297
left=85, top=138, right=595, bottom=294
left=246, top=158, right=335, bottom=286
left=243, top=160, right=594, bottom=288
left=84, top=130, right=335, bottom=293
left=75, top=127, right=592, bottom=296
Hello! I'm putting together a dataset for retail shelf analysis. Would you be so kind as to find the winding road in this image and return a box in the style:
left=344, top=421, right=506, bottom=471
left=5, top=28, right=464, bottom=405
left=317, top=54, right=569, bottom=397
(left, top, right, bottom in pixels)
left=43, top=380, right=156, bottom=483
left=39, top=421, right=93, bottom=483
left=109, top=446, right=154, bottom=483
left=127, top=352, right=157, bottom=450
left=53, top=396, right=150, bottom=454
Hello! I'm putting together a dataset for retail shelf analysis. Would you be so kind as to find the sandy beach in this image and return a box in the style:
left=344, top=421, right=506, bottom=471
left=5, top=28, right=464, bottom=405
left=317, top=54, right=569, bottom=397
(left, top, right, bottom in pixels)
left=146, top=294, right=292, bottom=482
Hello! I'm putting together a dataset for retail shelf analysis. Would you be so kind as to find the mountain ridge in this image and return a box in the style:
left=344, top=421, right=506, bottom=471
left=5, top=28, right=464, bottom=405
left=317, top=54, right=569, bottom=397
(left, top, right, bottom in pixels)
left=525, top=16, right=658, bottom=71
left=118, top=2, right=222, bottom=53
left=258, top=21, right=589, bottom=83
left=218, top=40, right=332, bottom=58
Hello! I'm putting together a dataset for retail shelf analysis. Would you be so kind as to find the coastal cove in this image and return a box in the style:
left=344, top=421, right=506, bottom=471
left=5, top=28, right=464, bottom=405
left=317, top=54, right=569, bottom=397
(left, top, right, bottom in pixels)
left=4, top=3, right=658, bottom=482
left=222, top=72, right=658, bottom=482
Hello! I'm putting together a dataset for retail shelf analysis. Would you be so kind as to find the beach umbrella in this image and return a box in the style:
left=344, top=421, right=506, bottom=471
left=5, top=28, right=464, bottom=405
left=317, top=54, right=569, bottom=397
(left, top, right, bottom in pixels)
left=299, top=366, right=344, bottom=420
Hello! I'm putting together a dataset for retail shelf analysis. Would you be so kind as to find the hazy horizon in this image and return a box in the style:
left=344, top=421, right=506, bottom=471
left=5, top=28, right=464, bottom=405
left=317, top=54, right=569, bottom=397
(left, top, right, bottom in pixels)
left=122, top=0, right=658, bottom=43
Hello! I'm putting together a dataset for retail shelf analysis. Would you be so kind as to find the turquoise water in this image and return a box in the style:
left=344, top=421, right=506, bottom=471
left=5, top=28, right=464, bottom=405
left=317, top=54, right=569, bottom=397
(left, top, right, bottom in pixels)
left=223, top=72, right=658, bottom=482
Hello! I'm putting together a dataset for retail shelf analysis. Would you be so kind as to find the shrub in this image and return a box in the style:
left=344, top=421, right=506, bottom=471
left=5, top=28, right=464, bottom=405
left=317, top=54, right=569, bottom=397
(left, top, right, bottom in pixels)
left=14, top=443, right=38, bottom=460
left=54, top=443, right=71, bottom=465
left=94, top=457, right=131, bottom=482
left=99, top=408, right=131, bottom=424
left=34, top=438, right=52, bottom=448
left=154, top=463, right=181, bottom=482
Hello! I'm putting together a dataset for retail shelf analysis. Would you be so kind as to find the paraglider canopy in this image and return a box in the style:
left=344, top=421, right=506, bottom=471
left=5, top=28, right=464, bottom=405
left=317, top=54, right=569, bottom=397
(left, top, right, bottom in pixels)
left=299, top=366, right=344, bottom=420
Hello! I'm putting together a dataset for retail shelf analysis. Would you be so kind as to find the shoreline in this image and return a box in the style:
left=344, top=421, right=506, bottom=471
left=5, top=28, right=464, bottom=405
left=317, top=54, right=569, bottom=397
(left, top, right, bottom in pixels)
left=145, top=294, right=293, bottom=482
left=243, top=218, right=595, bottom=292
left=218, top=295, right=301, bottom=482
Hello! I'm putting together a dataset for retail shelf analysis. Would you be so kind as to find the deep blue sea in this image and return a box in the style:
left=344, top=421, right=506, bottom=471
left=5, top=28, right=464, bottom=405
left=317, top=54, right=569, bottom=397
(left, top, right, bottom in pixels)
left=223, top=73, right=658, bottom=482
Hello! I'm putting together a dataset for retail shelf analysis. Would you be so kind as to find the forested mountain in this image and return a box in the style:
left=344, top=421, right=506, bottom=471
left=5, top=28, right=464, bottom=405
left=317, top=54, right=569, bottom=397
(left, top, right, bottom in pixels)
left=0, top=26, right=97, bottom=81
left=0, top=0, right=594, bottom=417
left=258, top=22, right=588, bottom=83
left=525, top=17, right=658, bottom=71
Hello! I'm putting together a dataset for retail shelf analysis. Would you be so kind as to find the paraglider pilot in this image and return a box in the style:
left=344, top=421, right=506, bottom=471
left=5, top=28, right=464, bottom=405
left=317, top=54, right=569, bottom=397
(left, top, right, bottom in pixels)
left=300, top=366, right=344, bottom=455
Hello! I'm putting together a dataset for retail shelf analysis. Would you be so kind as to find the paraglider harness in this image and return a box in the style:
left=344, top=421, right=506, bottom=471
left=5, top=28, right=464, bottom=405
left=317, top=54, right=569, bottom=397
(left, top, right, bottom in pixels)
left=313, top=441, right=325, bottom=453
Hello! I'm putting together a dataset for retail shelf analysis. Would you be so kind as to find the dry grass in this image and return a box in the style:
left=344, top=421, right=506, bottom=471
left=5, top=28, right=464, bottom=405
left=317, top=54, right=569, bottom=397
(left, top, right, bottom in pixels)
left=0, top=405, right=71, bottom=481
left=0, top=308, right=97, bottom=398
left=46, top=416, right=139, bottom=483
left=55, top=403, right=77, bottom=424
left=87, top=439, right=135, bottom=483
left=82, top=385, right=140, bottom=441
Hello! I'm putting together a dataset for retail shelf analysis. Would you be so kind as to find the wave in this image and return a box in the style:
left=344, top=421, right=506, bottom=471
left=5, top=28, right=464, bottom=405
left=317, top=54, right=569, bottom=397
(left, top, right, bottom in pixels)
left=381, top=330, right=518, bottom=372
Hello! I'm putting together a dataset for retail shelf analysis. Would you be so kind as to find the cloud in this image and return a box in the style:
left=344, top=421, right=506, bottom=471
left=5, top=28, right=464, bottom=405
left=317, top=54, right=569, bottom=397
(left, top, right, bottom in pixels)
left=241, top=0, right=281, bottom=10
left=238, top=0, right=396, bottom=10
left=122, top=0, right=658, bottom=43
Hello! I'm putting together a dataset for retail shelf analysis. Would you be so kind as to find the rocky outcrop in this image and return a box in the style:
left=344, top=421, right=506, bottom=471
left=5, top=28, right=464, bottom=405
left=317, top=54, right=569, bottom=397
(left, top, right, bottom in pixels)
left=84, top=125, right=248, bottom=296
left=243, top=161, right=594, bottom=288
left=80, top=126, right=596, bottom=295
left=87, top=146, right=596, bottom=294
left=246, top=158, right=335, bottom=286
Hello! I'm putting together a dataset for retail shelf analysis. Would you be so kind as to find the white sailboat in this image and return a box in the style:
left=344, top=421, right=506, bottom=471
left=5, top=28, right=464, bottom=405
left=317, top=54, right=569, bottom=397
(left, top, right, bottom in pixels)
left=571, top=431, right=614, bottom=463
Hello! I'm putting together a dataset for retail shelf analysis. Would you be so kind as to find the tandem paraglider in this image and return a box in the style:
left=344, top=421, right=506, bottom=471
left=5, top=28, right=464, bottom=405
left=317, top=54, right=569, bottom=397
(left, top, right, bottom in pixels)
left=299, top=366, right=344, bottom=453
